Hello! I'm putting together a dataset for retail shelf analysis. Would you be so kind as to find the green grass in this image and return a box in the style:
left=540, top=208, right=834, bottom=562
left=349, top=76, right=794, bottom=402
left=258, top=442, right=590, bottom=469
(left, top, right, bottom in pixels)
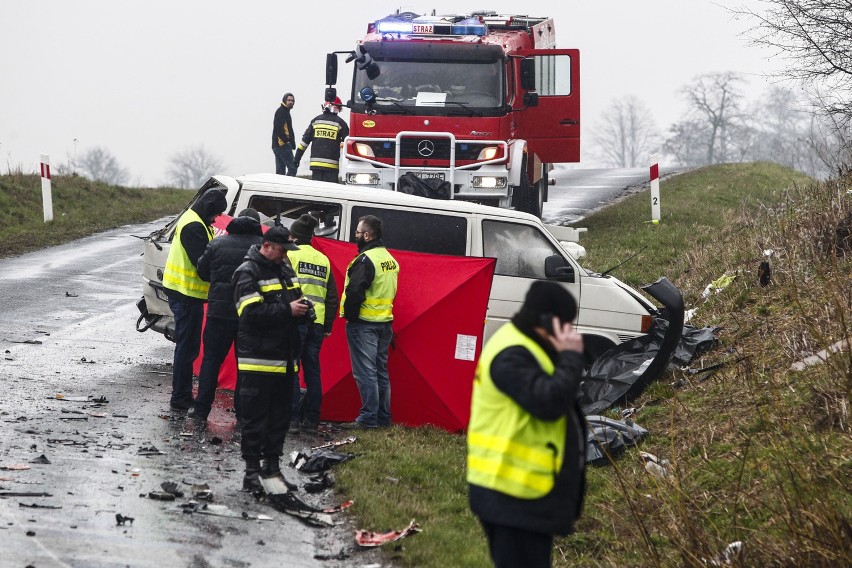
left=334, top=162, right=852, bottom=567
left=0, top=172, right=191, bottom=258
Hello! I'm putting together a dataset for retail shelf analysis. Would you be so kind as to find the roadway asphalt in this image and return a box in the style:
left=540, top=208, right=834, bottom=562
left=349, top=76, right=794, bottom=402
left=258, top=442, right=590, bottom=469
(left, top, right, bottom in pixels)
left=0, top=221, right=385, bottom=568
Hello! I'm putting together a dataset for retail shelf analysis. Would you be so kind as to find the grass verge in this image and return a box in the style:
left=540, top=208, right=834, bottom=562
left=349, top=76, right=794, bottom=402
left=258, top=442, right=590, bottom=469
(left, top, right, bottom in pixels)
left=334, top=162, right=851, bottom=567
left=0, top=173, right=190, bottom=258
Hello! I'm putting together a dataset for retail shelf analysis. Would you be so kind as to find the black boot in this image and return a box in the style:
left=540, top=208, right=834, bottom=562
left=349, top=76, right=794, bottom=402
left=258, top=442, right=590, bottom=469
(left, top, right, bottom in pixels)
left=242, top=460, right=262, bottom=492
left=261, top=457, right=281, bottom=478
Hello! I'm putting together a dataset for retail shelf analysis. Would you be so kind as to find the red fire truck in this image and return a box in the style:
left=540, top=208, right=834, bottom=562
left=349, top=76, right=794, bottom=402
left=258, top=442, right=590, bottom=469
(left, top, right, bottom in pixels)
left=324, top=11, right=580, bottom=218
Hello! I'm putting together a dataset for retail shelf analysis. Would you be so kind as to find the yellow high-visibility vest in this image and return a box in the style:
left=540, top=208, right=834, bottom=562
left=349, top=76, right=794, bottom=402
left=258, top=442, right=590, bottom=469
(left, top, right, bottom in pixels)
left=162, top=210, right=213, bottom=299
left=467, top=323, right=567, bottom=498
left=341, top=247, right=399, bottom=322
left=289, top=244, right=332, bottom=323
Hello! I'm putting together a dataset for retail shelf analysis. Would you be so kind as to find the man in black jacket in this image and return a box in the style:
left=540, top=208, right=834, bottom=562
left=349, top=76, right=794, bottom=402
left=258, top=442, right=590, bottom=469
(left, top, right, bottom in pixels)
left=467, top=281, right=587, bottom=568
left=162, top=189, right=227, bottom=411
left=294, top=97, right=349, bottom=183
left=232, top=226, right=308, bottom=492
left=272, top=93, right=297, bottom=176
left=190, top=209, right=264, bottom=422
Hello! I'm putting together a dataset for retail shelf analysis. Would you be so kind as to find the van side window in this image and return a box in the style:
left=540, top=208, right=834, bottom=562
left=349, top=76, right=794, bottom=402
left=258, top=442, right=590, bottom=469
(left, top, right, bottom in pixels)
left=482, top=220, right=562, bottom=278
left=351, top=207, right=467, bottom=256
left=247, top=196, right=341, bottom=239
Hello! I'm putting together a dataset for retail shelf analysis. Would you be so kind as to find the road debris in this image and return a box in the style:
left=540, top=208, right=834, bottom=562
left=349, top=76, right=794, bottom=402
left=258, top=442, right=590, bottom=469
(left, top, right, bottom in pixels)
left=356, top=519, right=422, bottom=547
left=29, top=454, right=51, bottom=464
left=115, top=513, right=134, bottom=526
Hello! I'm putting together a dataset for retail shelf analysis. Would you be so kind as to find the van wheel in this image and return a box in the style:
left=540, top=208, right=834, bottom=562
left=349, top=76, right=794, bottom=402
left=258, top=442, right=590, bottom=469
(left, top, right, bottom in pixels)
left=583, top=335, right=616, bottom=367
left=513, top=158, right=543, bottom=218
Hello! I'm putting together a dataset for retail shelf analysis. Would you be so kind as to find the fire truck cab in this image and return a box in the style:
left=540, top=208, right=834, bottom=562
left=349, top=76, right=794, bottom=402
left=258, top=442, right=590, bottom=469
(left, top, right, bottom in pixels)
left=327, top=11, right=580, bottom=218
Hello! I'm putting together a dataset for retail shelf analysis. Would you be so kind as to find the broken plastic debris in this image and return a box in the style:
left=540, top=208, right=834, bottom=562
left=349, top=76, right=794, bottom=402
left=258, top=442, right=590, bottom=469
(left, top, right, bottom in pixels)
left=304, top=472, right=335, bottom=493
left=701, top=273, right=735, bottom=299
left=0, top=464, right=31, bottom=471
left=706, top=540, right=744, bottom=566
left=192, top=484, right=213, bottom=500
left=29, top=454, right=51, bottom=464
left=18, top=502, right=62, bottom=509
left=356, top=519, right=422, bottom=547
left=790, top=338, right=849, bottom=371
left=160, top=481, right=184, bottom=498
left=640, top=451, right=670, bottom=479
left=264, top=492, right=336, bottom=527
left=148, top=491, right=176, bottom=501
left=115, top=513, right=134, bottom=526
left=290, top=449, right=354, bottom=473
left=309, top=436, right=356, bottom=452
left=260, top=475, right=291, bottom=496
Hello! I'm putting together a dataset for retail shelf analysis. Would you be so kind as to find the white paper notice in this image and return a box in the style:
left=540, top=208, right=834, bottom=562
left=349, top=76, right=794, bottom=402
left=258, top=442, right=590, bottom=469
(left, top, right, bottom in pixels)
left=415, top=92, right=447, bottom=107
left=455, top=334, right=477, bottom=361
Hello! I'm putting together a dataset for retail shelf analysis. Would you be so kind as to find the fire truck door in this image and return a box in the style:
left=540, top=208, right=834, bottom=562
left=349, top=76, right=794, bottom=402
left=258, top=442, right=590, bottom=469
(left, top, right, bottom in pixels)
left=515, top=49, right=580, bottom=164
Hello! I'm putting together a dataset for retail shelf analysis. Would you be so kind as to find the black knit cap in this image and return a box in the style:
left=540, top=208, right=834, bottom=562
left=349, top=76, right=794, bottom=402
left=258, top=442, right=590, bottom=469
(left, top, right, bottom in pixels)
left=262, top=226, right=299, bottom=250
left=290, top=214, right=319, bottom=240
left=523, top=281, right=577, bottom=323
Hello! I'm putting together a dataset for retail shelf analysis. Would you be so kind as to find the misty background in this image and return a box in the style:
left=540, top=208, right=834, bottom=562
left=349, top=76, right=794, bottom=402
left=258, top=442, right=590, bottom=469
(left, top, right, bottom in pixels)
left=2, top=1, right=836, bottom=187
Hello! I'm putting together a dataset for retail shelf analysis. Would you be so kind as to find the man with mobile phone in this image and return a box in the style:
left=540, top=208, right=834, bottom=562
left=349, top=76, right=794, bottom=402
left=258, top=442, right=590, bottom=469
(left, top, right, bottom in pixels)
left=467, top=281, right=587, bottom=568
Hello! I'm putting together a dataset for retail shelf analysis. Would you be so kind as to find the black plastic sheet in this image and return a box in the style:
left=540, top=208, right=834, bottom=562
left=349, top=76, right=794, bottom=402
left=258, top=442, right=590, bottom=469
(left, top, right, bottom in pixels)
left=397, top=172, right=451, bottom=199
left=585, top=415, right=648, bottom=465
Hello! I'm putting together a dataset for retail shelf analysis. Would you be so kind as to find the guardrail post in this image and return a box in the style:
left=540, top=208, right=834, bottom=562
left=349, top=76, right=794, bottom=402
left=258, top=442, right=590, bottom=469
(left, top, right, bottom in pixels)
left=40, top=153, right=54, bottom=222
left=650, top=154, right=661, bottom=223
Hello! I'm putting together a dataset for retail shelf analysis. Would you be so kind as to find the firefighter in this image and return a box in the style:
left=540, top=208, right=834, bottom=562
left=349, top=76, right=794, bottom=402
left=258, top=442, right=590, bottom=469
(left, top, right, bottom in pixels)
left=161, top=189, right=227, bottom=412
left=467, top=280, right=587, bottom=568
left=286, top=214, right=340, bottom=435
left=293, top=97, right=350, bottom=183
left=232, top=226, right=308, bottom=491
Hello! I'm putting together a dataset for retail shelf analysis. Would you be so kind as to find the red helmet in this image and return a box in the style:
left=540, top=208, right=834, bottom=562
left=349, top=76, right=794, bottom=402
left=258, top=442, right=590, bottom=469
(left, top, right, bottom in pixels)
left=322, top=97, right=343, bottom=111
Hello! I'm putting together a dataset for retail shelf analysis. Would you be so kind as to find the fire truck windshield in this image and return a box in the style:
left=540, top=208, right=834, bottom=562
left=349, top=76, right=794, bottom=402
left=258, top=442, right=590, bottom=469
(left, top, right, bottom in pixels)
left=353, top=59, right=504, bottom=115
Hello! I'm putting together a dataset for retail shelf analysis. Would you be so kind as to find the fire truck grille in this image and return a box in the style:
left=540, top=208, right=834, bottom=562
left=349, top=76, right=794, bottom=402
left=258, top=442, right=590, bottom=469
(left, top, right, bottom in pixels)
left=370, top=139, right=485, bottom=161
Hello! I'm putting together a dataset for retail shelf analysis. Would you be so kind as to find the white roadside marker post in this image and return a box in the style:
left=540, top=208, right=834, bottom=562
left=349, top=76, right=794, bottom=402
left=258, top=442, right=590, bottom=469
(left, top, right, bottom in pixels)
left=650, top=154, right=661, bottom=224
left=40, top=153, right=54, bottom=222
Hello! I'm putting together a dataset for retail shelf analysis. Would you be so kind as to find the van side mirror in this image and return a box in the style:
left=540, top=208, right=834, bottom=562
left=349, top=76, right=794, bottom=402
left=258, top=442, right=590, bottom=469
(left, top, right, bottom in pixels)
left=325, top=53, right=338, bottom=86
left=520, top=58, right=536, bottom=91
left=545, top=255, right=575, bottom=282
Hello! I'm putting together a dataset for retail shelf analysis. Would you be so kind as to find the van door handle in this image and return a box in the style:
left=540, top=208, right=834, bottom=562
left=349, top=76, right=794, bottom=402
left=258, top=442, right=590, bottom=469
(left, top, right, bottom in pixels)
left=560, top=119, right=578, bottom=125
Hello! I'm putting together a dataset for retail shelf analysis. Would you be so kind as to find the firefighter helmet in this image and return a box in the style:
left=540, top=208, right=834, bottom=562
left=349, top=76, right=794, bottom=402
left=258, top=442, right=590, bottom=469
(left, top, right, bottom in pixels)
left=322, top=97, right=343, bottom=112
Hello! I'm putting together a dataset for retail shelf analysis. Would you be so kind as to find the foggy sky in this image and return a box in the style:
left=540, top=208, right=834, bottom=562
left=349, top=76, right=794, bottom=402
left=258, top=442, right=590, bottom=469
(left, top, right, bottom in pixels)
left=0, top=1, right=776, bottom=186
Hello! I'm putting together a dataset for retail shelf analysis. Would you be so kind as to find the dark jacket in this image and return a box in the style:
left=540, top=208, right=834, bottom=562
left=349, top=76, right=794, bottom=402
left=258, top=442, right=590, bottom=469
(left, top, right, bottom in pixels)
left=342, top=239, right=383, bottom=323
left=294, top=111, right=350, bottom=171
left=469, top=316, right=587, bottom=536
left=232, top=245, right=304, bottom=372
left=197, top=216, right=263, bottom=320
left=165, top=189, right=227, bottom=304
left=272, top=104, right=296, bottom=149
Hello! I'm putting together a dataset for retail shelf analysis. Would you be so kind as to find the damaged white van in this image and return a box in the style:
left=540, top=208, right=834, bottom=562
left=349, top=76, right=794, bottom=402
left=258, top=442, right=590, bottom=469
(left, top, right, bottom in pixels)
left=137, top=174, right=682, bottom=364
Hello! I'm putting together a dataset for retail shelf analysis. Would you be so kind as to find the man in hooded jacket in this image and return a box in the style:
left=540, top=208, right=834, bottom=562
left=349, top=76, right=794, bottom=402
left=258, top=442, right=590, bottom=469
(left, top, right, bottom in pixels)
left=467, top=280, right=587, bottom=568
left=162, top=189, right=227, bottom=411
left=190, top=208, right=264, bottom=422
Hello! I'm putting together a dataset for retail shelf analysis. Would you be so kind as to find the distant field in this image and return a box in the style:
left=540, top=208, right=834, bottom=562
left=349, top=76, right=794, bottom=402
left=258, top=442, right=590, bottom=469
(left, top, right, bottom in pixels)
left=0, top=173, right=191, bottom=258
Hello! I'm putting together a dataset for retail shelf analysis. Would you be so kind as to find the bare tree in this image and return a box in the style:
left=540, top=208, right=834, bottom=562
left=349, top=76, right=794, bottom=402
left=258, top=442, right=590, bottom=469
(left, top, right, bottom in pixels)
left=735, top=0, right=852, bottom=119
left=663, top=72, right=749, bottom=166
left=591, top=95, right=661, bottom=167
left=165, top=145, right=225, bottom=189
left=75, top=146, right=129, bottom=185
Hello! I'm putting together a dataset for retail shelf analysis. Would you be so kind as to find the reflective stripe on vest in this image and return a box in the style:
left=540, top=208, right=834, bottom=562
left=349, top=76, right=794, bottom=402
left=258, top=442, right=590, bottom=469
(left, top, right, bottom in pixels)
left=237, top=357, right=299, bottom=375
left=290, top=244, right=331, bottom=323
left=466, top=323, right=567, bottom=499
left=162, top=210, right=213, bottom=299
left=341, top=247, right=399, bottom=322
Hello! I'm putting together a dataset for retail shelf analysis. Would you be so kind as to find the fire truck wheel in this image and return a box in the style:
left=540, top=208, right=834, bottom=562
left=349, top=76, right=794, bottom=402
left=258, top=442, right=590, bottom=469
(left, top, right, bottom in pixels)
left=514, top=158, right=543, bottom=218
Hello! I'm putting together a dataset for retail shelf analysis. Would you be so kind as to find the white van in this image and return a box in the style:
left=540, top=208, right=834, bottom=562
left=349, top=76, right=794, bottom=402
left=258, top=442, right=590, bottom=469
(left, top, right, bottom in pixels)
left=137, top=174, right=674, bottom=363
